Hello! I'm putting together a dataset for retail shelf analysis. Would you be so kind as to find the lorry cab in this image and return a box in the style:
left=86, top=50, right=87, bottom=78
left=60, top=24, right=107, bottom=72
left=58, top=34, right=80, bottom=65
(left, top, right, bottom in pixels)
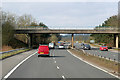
left=38, top=45, right=50, bottom=57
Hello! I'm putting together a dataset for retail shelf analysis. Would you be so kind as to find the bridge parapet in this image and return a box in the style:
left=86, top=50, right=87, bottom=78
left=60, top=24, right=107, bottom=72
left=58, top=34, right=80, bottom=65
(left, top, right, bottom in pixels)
left=15, top=26, right=120, bottom=30
left=14, top=26, right=120, bottom=48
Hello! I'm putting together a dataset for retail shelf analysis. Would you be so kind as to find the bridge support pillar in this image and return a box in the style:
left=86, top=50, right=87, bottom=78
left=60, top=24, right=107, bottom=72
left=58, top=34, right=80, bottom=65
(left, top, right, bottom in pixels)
left=28, top=34, right=32, bottom=48
left=116, top=34, right=119, bottom=48
left=72, top=34, right=74, bottom=49
left=114, top=34, right=119, bottom=48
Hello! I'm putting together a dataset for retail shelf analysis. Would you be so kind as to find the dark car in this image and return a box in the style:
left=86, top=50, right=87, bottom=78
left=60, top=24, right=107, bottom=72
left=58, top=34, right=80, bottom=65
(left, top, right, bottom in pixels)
left=83, top=44, right=91, bottom=50
left=80, top=43, right=85, bottom=49
left=80, top=43, right=85, bottom=46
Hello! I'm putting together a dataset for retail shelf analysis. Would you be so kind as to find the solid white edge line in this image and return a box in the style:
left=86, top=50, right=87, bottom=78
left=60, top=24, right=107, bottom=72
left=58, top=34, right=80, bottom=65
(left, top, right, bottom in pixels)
left=67, top=50, right=120, bottom=79
left=4, top=51, right=37, bottom=79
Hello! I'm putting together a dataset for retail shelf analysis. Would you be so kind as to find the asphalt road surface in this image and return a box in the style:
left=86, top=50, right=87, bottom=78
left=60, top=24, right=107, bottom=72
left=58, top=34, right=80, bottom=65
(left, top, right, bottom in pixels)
left=6, top=49, right=117, bottom=79
left=74, top=43, right=119, bottom=62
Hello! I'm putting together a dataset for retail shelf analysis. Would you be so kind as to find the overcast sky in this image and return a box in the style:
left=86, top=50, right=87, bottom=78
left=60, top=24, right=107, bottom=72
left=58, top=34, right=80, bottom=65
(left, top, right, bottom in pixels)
left=2, top=0, right=120, bottom=2
left=2, top=0, right=118, bottom=29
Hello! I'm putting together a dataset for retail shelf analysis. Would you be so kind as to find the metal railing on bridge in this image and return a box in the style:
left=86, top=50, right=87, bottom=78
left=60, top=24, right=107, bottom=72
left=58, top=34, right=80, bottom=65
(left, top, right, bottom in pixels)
left=15, top=26, right=119, bottom=30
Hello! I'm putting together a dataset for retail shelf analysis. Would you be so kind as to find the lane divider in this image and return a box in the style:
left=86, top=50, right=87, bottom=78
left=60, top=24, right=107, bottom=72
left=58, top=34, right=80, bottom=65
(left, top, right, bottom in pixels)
left=4, top=51, right=37, bottom=79
left=52, top=50, right=66, bottom=79
left=57, top=66, right=60, bottom=70
left=62, top=75, right=66, bottom=80
left=67, top=50, right=120, bottom=79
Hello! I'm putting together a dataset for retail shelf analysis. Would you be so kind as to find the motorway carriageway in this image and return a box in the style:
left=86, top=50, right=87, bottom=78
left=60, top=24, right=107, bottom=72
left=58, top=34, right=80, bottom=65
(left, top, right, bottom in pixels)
left=74, top=43, right=119, bottom=62
left=3, top=49, right=119, bottom=79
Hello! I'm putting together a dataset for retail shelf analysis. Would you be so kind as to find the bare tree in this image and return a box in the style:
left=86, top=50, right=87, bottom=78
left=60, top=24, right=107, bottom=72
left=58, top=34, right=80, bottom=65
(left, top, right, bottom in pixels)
left=17, top=14, right=36, bottom=27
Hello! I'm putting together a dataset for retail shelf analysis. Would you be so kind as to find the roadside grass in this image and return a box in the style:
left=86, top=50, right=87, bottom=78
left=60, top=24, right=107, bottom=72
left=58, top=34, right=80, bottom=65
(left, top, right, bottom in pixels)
left=0, top=45, right=14, bottom=52
left=89, top=43, right=100, bottom=47
left=69, top=49, right=120, bottom=76
left=0, top=48, right=31, bottom=60
left=113, top=48, right=120, bottom=52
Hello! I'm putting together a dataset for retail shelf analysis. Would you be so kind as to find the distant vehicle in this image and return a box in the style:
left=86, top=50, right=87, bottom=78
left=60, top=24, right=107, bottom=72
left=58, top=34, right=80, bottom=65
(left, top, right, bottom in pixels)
left=58, top=44, right=65, bottom=49
left=90, top=40, right=95, bottom=44
left=80, top=43, right=85, bottom=46
left=49, top=43, right=55, bottom=49
left=38, top=45, right=50, bottom=57
left=83, top=44, right=91, bottom=50
left=80, top=43, right=85, bottom=48
left=67, top=45, right=71, bottom=49
left=100, top=46, right=108, bottom=51
left=76, top=41, right=78, bottom=43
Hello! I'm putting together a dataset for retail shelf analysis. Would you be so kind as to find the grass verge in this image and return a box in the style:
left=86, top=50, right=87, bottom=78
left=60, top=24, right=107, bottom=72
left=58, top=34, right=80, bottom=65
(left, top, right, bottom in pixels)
left=113, top=48, right=120, bottom=52
left=69, top=49, right=120, bottom=76
left=0, top=48, right=31, bottom=60
left=0, top=45, right=14, bottom=52
left=89, top=43, right=100, bottom=47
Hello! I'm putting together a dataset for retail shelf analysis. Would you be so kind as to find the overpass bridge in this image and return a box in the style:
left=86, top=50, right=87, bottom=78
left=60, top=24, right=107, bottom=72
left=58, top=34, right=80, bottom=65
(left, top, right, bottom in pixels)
left=15, top=28, right=120, bottom=48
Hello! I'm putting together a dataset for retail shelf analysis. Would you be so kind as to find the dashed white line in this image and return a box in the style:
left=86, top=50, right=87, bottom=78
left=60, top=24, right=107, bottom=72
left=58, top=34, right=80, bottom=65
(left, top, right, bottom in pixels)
left=57, top=66, right=60, bottom=70
left=53, top=58, right=55, bottom=60
left=54, top=61, right=56, bottom=63
left=62, top=75, right=65, bottom=79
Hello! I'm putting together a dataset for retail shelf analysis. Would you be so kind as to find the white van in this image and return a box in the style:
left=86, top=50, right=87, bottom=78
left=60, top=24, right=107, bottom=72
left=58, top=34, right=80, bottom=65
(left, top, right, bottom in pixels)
left=49, top=43, right=55, bottom=49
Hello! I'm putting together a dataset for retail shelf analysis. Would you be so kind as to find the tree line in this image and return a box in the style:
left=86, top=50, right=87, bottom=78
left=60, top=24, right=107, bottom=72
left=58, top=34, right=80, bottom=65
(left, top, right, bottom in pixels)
left=91, top=15, right=120, bottom=47
left=1, top=11, right=61, bottom=48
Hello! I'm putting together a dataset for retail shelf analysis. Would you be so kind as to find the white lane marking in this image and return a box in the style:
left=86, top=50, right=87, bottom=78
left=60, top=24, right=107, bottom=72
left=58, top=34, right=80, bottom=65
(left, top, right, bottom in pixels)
left=62, top=75, right=65, bottom=79
left=67, top=50, right=120, bottom=79
left=53, top=58, right=55, bottom=59
left=57, top=66, right=60, bottom=70
left=54, top=61, right=56, bottom=63
left=82, top=49, right=85, bottom=53
left=4, top=51, right=37, bottom=78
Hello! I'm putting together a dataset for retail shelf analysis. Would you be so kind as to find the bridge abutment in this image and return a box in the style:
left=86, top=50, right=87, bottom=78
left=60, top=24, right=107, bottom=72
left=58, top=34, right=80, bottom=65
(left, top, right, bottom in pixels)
left=28, top=34, right=32, bottom=48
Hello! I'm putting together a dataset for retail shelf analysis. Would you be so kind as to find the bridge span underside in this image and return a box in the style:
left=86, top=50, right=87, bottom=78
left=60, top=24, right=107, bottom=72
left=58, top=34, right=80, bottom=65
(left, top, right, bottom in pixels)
left=15, top=29, right=120, bottom=34
left=15, top=29, right=120, bottom=48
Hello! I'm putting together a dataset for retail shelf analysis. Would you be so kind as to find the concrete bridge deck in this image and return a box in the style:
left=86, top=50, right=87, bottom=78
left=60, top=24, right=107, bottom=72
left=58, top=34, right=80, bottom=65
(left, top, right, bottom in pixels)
left=15, top=29, right=120, bottom=34
left=14, top=28, right=120, bottom=48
